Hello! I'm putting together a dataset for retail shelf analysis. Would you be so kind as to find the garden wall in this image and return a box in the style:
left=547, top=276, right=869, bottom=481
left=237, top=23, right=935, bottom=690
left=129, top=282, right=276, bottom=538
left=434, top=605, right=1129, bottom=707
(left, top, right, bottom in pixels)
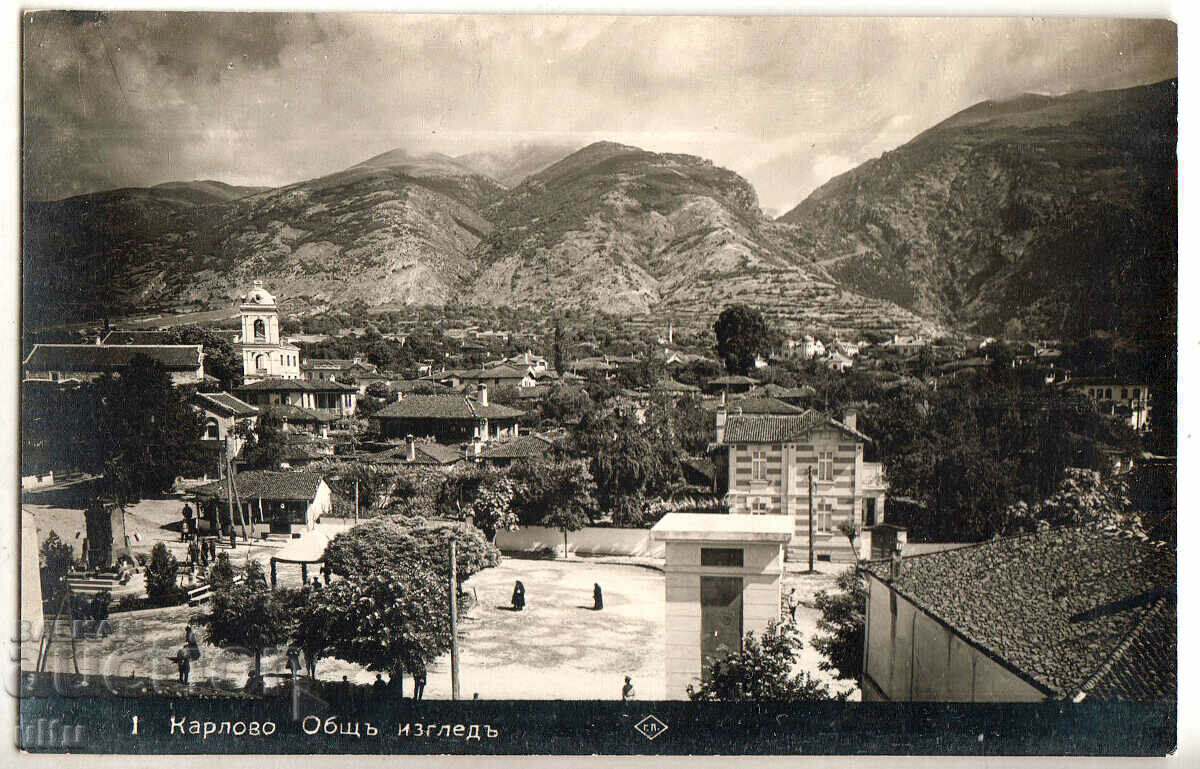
left=496, top=525, right=664, bottom=558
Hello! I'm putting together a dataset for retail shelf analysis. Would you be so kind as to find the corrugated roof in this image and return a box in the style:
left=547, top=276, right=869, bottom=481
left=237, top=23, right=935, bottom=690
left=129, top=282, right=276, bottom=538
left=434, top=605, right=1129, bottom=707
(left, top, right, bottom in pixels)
left=191, top=470, right=325, bottom=502
left=194, top=391, right=259, bottom=418
left=861, top=527, right=1176, bottom=701
left=722, top=412, right=870, bottom=442
left=23, top=344, right=203, bottom=371
left=375, top=395, right=523, bottom=420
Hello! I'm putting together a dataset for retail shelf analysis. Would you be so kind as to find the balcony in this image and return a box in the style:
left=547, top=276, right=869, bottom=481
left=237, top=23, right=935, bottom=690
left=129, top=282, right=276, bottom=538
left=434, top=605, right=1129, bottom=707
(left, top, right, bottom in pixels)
left=861, top=462, right=886, bottom=490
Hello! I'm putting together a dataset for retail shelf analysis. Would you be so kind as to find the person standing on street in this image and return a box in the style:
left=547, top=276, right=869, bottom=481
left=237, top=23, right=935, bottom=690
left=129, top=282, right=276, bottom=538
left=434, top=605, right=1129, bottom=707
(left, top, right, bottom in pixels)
left=621, top=676, right=635, bottom=701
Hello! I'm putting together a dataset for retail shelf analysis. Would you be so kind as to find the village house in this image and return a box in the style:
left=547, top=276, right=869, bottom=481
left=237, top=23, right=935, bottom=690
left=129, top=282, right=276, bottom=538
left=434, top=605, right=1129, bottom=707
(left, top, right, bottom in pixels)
left=361, top=435, right=463, bottom=470
left=1069, top=377, right=1152, bottom=431
left=192, top=391, right=259, bottom=457
left=477, top=434, right=558, bottom=467
left=235, top=281, right=301, bottom=382
left=457, top=364, right=537, bottom=389
left=717, top=408, right=887, bottom=561
left=860, top=527, right=1175, bottom=702
left=372, top=384, right=522, bottom=444
left=191, top=470, right=331, bottom=536
left=235, top=377, right=357, bottom=422
left=258, top=403, right=337, bottom=436
left=23, top=343, right=206, bottom=386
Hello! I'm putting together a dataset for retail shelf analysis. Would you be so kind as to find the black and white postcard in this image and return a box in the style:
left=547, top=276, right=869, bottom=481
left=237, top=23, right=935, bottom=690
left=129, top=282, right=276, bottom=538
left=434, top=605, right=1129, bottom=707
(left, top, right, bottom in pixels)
left=16, top=11, right=1178, bottom=757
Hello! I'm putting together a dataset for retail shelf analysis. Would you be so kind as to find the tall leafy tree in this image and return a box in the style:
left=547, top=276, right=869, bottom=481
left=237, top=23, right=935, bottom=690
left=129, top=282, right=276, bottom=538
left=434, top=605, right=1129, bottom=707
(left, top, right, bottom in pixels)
left=713, top=304, right=772, bottom=375
left=200, top=562, right=292, bottom=676
left=163, top=325, right=242, bottom=390
left=510, top=458, right=597, bottom=553
left=39, top=531, right=75, bottom=602
left=811, top=568, right=867, bottom=683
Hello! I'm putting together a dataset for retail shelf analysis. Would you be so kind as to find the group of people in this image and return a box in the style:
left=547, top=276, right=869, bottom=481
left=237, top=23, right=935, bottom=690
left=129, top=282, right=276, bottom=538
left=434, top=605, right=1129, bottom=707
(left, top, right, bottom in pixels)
left=509, top=580, right=605, bottom=611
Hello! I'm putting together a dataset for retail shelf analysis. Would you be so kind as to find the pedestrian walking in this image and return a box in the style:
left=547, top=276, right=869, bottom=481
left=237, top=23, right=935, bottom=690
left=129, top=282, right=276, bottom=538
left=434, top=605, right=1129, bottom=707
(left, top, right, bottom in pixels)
left=286, top=647, right=301, bottom=680
left=185, top=622, right=200, bottom=660
left=593, top=583, right=604, bottom=610
left=511, top=580, right=526, bottom=611
left=621, top=676, right=635, bottom=701
left=372, top=673, right=387, bottom=696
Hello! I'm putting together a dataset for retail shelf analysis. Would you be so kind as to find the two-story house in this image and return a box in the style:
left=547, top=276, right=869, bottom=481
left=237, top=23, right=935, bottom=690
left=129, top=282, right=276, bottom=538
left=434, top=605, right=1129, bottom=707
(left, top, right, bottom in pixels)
left=193, top=391, right=259, bottom=457
left=717, top=407, right=886, bottom=562
left=1069, top=377, right=1151, bottom=431
left=235, top=377, right=357, bottom=423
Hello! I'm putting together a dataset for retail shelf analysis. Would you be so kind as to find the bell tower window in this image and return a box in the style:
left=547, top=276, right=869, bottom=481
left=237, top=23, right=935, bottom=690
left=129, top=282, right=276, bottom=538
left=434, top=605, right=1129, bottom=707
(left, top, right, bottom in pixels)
left=253, top=318, right=266, bottom=342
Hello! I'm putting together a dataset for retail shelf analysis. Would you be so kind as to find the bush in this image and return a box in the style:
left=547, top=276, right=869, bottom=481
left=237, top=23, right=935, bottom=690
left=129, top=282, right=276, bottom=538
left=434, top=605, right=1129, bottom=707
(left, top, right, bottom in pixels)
left=144, top=542, right=185, bottom=606
left=811, top=568, right=867, bottom=682
left=686, top=619, right=844, bottom=702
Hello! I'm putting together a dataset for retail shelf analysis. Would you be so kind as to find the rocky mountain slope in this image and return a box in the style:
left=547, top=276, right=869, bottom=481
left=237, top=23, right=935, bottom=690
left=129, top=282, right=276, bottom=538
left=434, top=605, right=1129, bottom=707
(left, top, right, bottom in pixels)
left=23, top=151, right=505, bottom=326
left=780, top=79, right=1177, bottom=337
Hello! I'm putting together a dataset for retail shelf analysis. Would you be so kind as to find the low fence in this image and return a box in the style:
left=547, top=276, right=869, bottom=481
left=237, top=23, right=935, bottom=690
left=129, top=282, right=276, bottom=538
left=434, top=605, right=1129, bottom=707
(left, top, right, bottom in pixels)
left=495, top=525, right=664, bottom=558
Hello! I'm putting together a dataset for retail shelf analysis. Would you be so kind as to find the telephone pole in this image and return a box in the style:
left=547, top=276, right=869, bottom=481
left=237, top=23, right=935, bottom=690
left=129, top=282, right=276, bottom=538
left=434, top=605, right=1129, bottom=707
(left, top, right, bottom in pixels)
left=448, top=539, right=460, bottom=700
left=808, top=466, right=815, bottom=573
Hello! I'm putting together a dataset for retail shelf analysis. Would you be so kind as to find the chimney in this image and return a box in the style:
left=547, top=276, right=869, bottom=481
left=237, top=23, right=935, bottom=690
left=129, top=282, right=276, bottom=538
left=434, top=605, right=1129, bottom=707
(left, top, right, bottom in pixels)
left=253, top=279, right=264, bottom=289
left=720, top=390, right=727, bottom=406
left=715, top=404, right=727, bottom=443
left=889, top=541, right=904, bottom=581
left=396, top=390, right=403, bottom=402
left=95, top=335, right=102, bottom=345
left=406, top=434, right=416, bottom=463
left=477, top=383, right=488, bottom=407
left=844, top=408, right=857, bottom=432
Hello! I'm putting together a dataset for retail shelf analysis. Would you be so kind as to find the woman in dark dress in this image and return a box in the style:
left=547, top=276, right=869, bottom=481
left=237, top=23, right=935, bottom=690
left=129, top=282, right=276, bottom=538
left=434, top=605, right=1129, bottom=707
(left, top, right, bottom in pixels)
left=593, top=583, right=604, bottom=610
left=511, top=580, right=525, bottom=611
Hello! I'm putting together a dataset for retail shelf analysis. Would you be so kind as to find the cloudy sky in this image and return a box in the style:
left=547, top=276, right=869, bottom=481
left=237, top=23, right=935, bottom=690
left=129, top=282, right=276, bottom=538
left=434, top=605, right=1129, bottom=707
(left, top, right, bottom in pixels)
left=22, top=13, right=1176, bottom=213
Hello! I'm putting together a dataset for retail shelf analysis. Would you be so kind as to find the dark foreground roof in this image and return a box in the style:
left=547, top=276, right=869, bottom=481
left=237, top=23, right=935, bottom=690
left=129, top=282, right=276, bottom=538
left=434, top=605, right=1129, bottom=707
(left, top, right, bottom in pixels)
left=723, top=411, right=870, bottom=443
left=375, top=395, right=523, bottom=420
left=24, top=344, right=203, bottom=371
left=192, top=470, right=325, bottom=502
left=862, top=527, right=1176, bottom=702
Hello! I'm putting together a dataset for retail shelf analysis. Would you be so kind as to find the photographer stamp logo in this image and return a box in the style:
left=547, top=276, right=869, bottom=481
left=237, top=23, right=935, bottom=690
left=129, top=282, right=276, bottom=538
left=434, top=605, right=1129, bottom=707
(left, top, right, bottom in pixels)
left=634, top=714, right=668, bottom=741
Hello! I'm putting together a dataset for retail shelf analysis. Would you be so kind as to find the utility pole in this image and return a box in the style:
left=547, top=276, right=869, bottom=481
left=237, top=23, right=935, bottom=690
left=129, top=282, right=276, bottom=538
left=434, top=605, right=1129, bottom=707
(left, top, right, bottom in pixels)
left=354, top=479, right=359, bottom=524
left=448, top=539, right=460, bottom=700
left=808, top=467, right=815, bottom=573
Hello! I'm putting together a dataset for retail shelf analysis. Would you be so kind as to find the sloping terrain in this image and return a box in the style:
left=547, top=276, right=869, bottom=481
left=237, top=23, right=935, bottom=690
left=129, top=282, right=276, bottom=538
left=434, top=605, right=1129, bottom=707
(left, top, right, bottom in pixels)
left=779, top=79, right=1177, bottom=337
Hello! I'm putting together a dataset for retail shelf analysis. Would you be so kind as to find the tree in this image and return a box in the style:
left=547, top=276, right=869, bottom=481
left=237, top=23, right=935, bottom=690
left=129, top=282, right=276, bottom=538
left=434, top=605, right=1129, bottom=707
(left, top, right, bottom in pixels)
left=553, top=320, right=569, bottom=374
left=313, top=564, right=452, bottom=694
left=510, top=458, right=597, bottom=554
left=39, top=531, right=75, bottom=602
left=714, top=305, right=772, bottom=375
left=322, top=516, right=500, bottom=592
left=78, top=355, right=208, bottom=501
left=469, top=476, right=519, bottom=542
left=200, top=563, right=292, bottom=676
left=144, top=542, right=184, bottom=605
left=811, top=568, right=867, bottom=683
left=238, top=412, right=287, bottom=470
left=280, top=585, right=335, bottom=678
left=163, top=325, right=242, bottom=390
left=686, top=619, right=843, bottom=702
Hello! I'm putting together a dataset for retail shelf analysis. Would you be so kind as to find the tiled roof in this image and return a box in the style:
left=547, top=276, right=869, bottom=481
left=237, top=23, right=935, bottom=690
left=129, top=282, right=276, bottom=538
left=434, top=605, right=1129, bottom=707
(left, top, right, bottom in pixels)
left=101, top=330, right=173, bottom=345
left=236, top=377, right=356, bottom=393
left=191, top=470, right=325, bottom=502
left=723, top=397, right=806, bottom=415
left=362, top=442, right=462, bottom=466
left=708, top=374, right=759, bottom=386
left=374, top=395, right=523, bottom=420
left=390, top=379, right=455, bottom=394
left=653, top=378, right=701, bottom=393
left=723, top=411, right=870, bottom=442
left=194, top=391, right=259, bottom=418
left=479, top=435, right=556, bottom=460
left=861, top=527, right=1176, bottom=701
left=302, top=358, right=354, bottom=370
left=459, top=365, right=529, bottom=380
left=759, top=383, right=816, bottom=399
left=23, top=344, right=203, bottom=371
left=261, top=404, right=337, bottom=423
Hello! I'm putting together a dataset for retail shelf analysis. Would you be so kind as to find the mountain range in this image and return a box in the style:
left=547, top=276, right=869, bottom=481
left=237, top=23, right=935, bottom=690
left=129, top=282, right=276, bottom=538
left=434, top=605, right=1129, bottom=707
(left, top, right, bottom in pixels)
left=22, top=79, right=1176, bottom=340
